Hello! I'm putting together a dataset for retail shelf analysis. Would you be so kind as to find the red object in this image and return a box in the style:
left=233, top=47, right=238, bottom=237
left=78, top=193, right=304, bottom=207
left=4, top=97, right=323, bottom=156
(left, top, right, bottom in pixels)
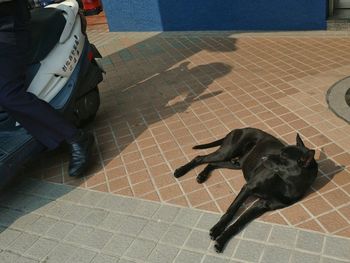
left=82, top=0, right=103, bottom=16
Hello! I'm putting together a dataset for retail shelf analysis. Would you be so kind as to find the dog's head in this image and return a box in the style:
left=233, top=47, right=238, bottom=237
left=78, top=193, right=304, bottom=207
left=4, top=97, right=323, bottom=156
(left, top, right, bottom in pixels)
left=262, top=134, right=316, bottom=175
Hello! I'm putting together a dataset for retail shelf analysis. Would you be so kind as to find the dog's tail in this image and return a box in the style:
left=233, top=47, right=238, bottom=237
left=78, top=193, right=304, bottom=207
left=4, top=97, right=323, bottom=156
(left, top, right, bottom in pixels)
left=192, top=138, right=224, bottom=149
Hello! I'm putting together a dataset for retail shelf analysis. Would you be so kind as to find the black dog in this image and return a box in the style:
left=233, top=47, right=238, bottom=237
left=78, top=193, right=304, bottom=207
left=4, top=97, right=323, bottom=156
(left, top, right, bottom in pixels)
left=174, top=127, right=318, bottom=253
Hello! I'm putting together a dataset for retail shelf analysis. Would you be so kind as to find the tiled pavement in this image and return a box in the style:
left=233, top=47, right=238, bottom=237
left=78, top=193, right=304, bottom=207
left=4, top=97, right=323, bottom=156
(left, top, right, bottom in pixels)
left=23, top=29, right=350, bottom=238
left=7, top=18, right=348, bottom=260
left=0, top=179, right=349, bottom=263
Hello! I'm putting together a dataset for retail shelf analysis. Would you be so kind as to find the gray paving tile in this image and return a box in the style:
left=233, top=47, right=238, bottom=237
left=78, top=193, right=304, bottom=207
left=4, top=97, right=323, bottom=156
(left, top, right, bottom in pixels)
left=67, top=247, right=97, bottom=263
left=268, top=225, right=298, bottom=248
left=46, top=220, right=75, bottom=240
left=324, top=236, right=350, bottom=260
left=124, top=238, right=157, bottom=260
left=31, top=182, right=71, bottom=199
left=9, top=232, right=40, bottom=254
left=91, top=253, right=119, bottom=263
left=174, top=208, right=202, bottom=227
left=24, top=216, right=58, bottom=235
left=102, top=233, right=134, bottom=256
left=196, top=213, right=221, bottom=230
left=25, top=237, right=58, bottom=260
left=185, top=229, right=211, bottom=251
left=62, top=204, right=92, bottom=222
left=118, top=259, right=136, bottom=263
left=161, top=225, right=192, bottom=246
left=233, top=240, right=265, bottom=263
left=139, top=220, right=169, bottom=241
left=16, top=256, right=40, bottom=263
left=45, top=243, right=76, bottom=263
left=218, top=237, right=239, bottom=259
left=0, top=228, right=22, bottom=249
left=80, top=209, right=109, bottom=226
left=260, top=245, right=291, bottom=263
left=152, top=205, right=180, bottom=222
left=58, top=188, right=87, bottom=203
left=321, top=257, right=350, bottom=263
left=116, top=216, right=148, bottom=236
left=204, top=255, right=232, bottom=263
left=66, top=225, right=113, bottom=250
left=10, top=213, right=41, bottom=230
left=21, top=196, right=52, bottom=212
left=133, top=201, right=160, bottom=218
left=148, top=243, right=179, bottom=263
left=100, top=212, right=127, bottom=231
left=96, top=195, right=125, bottom=212
left=243, top=221, right=272, bottom=241
left=296, top=230, right=324, bottom=253
left=290, top=251, right=321, bottom=263
left=117, top=198, right=140, bottom=214
left=0, top=250, right=20, bottom=263
left=174, top=250, right=204, bottom=263
left=79, top=190, right=107, bottom=207
left=41, top=201, right=73, bottom=218
left=0, top=208, right=24, bottom=227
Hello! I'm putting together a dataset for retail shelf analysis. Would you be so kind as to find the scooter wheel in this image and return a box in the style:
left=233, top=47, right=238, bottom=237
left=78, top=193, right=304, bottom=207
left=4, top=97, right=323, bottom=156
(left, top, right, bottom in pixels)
left=74, top=87, right=100, bottom=127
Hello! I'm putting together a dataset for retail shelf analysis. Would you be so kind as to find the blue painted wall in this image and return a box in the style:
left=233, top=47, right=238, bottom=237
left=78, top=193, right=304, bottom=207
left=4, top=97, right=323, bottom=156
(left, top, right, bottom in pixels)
left=102, top=0, right=327, bottom=31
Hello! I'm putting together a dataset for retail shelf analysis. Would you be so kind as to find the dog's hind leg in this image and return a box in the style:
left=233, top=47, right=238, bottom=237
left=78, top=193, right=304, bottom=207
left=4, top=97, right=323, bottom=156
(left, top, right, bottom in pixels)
left=196, top=161, right=242, bottom=183
left=210, top=185, right=250, bottom=240
left=214, top=199, right=285, bottom=253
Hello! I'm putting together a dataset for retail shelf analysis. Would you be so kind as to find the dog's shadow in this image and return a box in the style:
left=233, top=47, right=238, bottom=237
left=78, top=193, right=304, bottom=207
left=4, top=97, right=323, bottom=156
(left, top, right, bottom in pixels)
left=307, top=149, right=345, bottom=196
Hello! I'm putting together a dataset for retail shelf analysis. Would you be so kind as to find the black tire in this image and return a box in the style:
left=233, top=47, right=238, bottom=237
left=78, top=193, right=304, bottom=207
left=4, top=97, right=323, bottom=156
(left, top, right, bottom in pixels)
left=73, top=87, right=100, bottom=127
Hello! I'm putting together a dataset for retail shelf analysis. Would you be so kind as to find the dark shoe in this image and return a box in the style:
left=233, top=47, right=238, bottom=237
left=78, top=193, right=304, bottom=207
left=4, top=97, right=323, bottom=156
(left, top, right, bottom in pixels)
left=68, top=131, right=95, bottom=177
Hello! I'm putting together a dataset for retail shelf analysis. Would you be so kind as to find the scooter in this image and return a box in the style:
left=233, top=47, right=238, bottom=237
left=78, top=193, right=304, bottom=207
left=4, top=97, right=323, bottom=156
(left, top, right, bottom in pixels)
left=0, top=0, right=104, bottom=189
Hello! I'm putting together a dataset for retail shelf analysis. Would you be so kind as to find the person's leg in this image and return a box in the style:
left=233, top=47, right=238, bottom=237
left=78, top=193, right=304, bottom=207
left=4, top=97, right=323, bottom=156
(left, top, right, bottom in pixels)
left=0, top=0, right=95, bottom=177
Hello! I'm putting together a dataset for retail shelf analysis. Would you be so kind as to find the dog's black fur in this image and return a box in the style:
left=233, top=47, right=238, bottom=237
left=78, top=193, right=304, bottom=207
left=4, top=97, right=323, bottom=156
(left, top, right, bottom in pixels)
left=173, top=127, right=318, bottom=253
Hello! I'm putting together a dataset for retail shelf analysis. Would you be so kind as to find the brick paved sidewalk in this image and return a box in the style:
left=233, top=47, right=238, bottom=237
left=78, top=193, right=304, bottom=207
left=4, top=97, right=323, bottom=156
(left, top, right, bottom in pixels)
left=20, top=30, right=350, bottom=240
left=0, top=179, right=349, bottom=263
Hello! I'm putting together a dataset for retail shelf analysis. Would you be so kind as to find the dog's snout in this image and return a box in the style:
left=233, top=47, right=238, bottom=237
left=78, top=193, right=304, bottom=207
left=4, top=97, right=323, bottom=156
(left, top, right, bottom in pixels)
left=261, top=156, right=268, bottom=161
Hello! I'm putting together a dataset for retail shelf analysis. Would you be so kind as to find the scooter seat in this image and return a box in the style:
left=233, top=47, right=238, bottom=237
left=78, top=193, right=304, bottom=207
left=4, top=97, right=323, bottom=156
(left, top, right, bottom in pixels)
left=29, top=7, right=66, bottom=64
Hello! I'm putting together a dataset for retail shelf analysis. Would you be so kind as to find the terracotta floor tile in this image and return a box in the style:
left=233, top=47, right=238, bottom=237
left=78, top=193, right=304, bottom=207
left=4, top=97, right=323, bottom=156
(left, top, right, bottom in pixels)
left=167, top=196, right=189, bottom=207
left=187, top=189, right=212, bottom=207
left=128, top=170, right=150, bottom=185
left=85, top=172, right=106, bottom=188
left=297, top=219, right=324, bottom=233
left=207, top=182, right=234, bottom=200
left=318, top=210, right=349, bottom=233
left=303, top=196, right=333, bottom=217
left=335, top=227, right=350, bottom=238
left=280, top=204, right=311, bottom=225
left=91, top=183, right=109, bottom=192
left=196, top=202, right=220, bottom=213
left=159, top=184, right=183, bottom=201
left=323, top=189, right=350, bottom=208
left=180, top=177, right=205, bottom=193
left=339, top=204, right=350, bottom=220
left=261, top=212, right=288, bottom=225
left=142, top=191, right=160, bottom=202
left=133, top=180, right=155, bottom=197
left=109, top=177, right=130, bottom=192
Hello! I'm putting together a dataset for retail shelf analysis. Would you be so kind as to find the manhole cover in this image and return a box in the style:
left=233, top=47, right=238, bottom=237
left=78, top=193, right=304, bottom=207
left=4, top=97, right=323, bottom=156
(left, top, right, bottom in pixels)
left=327, top=77, right=350, bottom=123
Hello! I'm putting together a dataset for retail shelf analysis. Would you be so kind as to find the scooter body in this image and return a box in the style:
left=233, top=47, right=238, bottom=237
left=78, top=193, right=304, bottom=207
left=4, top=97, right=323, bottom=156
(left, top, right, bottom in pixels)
left=0, top=0, right=104, bottom=189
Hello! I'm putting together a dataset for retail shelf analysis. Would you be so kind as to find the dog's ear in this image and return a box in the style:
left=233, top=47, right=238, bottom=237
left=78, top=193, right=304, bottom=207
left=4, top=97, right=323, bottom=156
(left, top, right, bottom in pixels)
left=296, top=133, right=305, bottom=148
left=300, top=150, right=315, bottom=167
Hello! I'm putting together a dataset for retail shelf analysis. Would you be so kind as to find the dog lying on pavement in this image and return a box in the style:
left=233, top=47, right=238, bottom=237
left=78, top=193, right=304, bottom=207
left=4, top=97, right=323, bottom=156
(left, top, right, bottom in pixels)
left=174, top=127, right=318, bottom=253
